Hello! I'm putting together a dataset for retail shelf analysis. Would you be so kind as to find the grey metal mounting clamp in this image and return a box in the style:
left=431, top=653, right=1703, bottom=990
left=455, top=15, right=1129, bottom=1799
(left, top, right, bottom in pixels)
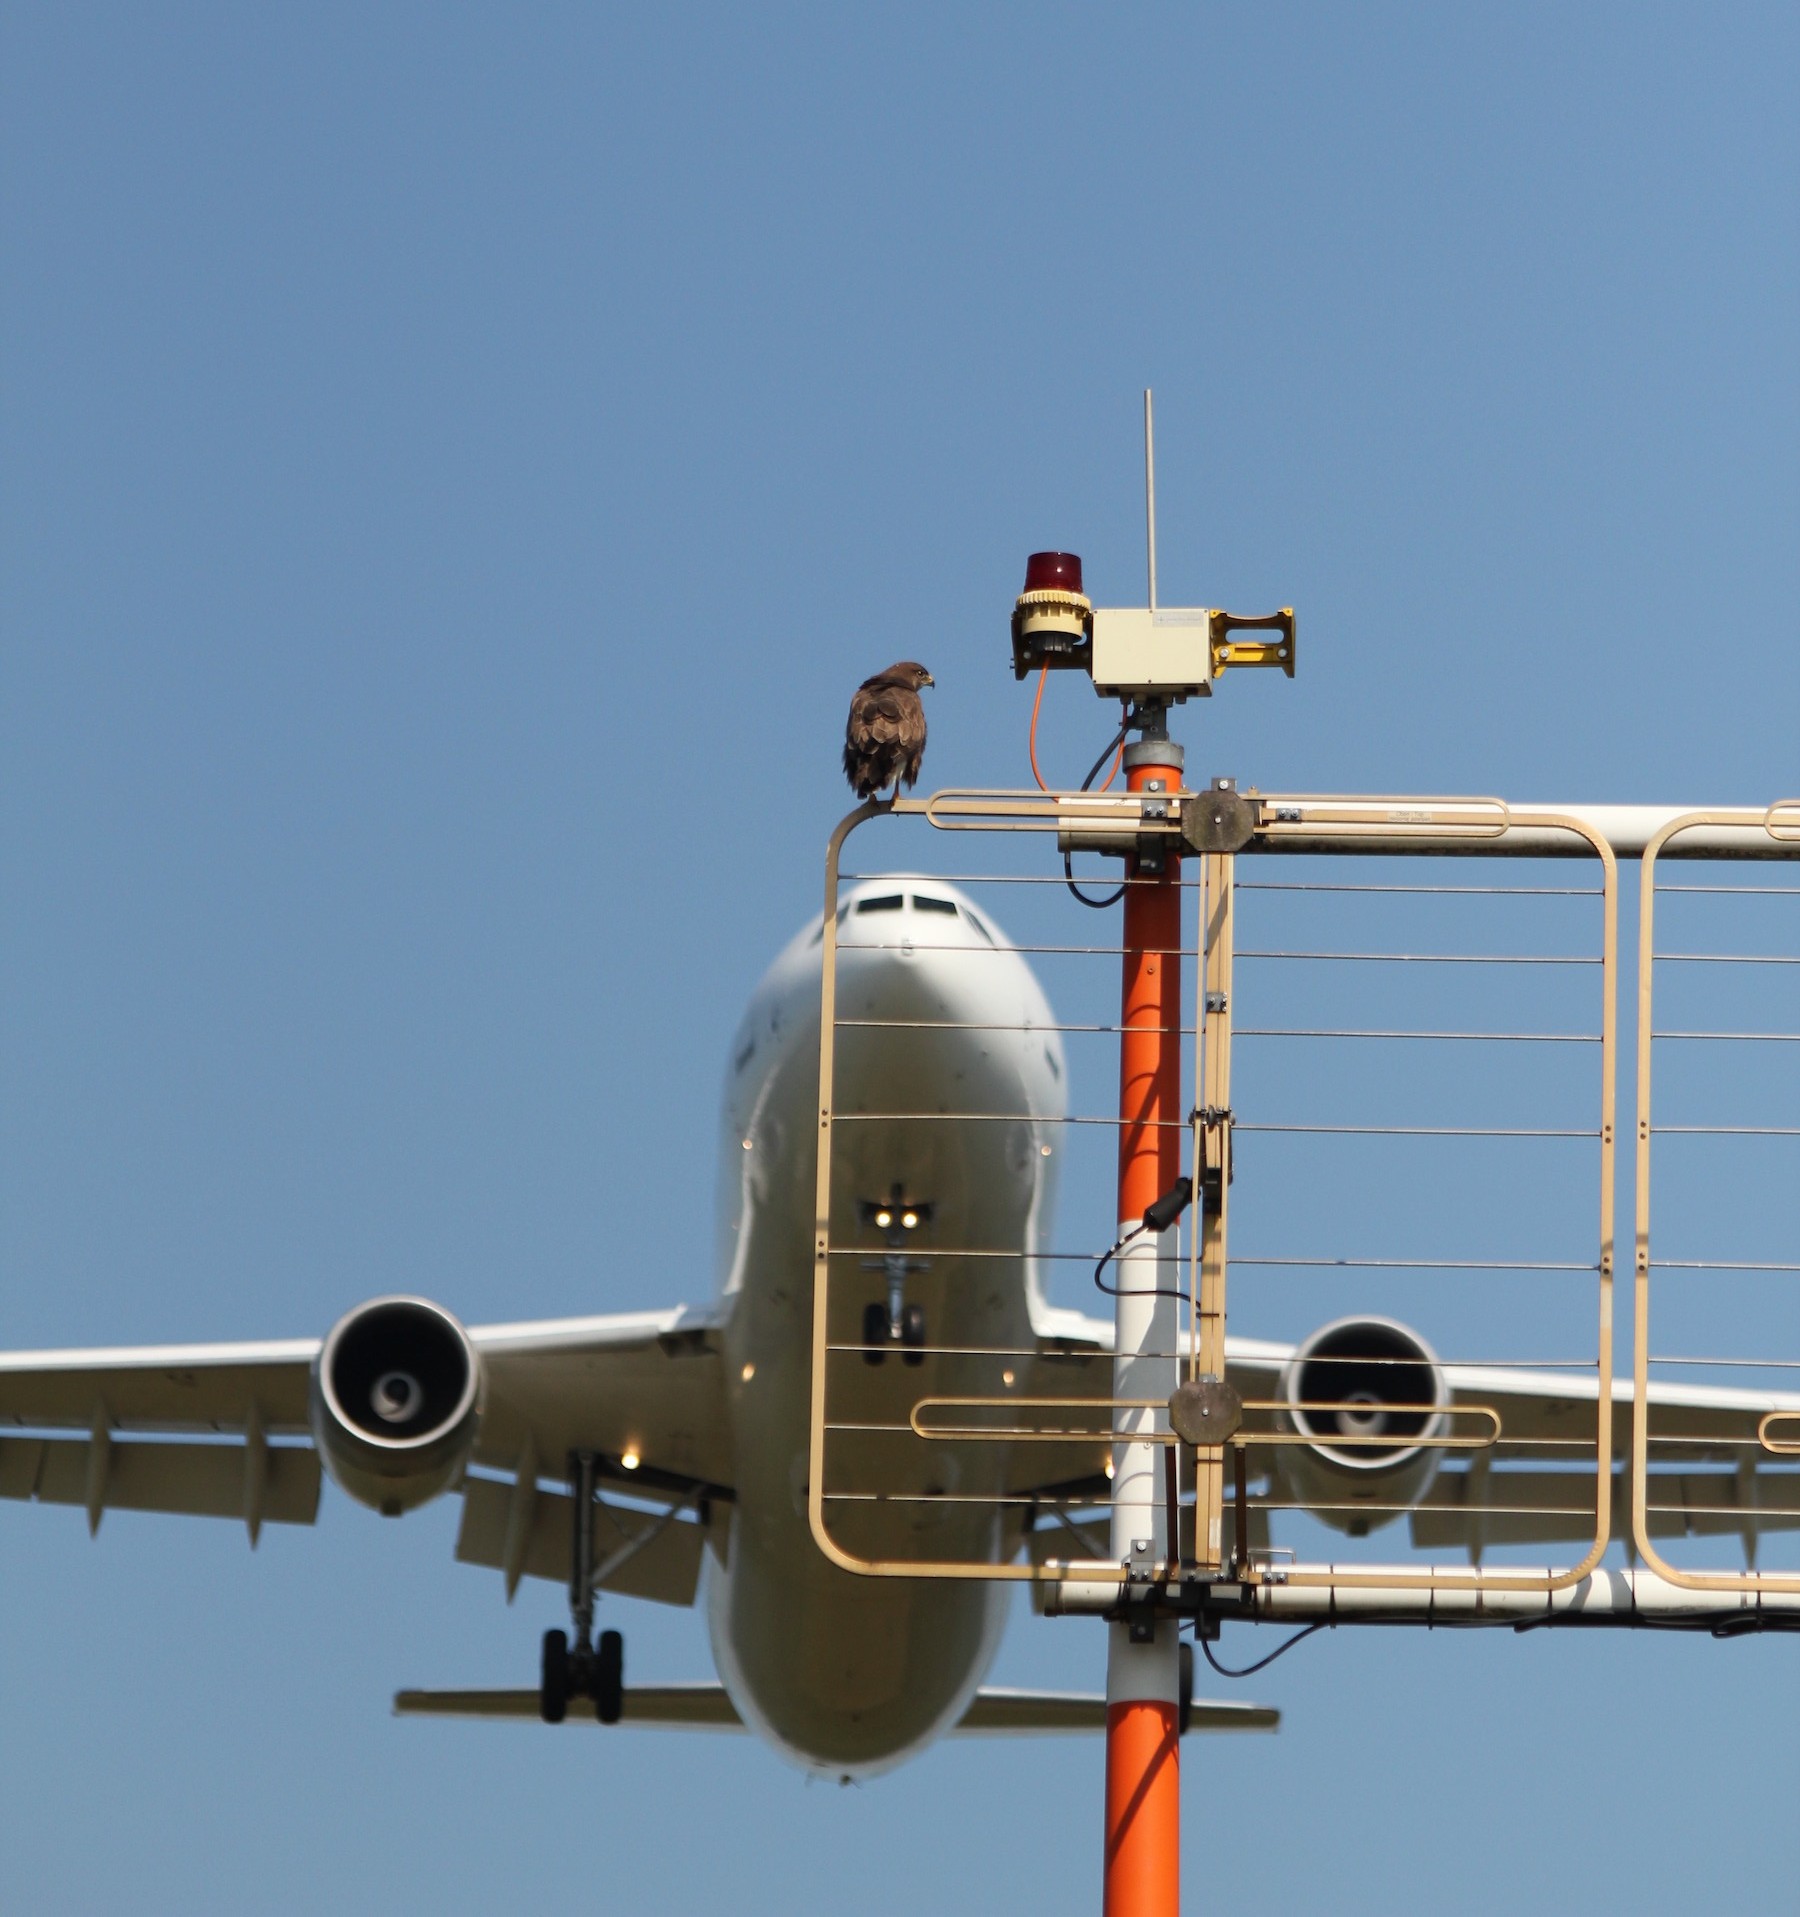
left=1181, top=778, right=1259, bottom=855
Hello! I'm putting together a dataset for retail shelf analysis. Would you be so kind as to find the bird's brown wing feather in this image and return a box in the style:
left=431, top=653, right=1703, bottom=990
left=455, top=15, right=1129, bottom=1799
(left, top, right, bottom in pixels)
left=843, top=683, right=927, bottom=797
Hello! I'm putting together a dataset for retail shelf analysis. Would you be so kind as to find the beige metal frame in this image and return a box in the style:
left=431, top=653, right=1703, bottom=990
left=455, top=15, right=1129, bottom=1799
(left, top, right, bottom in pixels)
left=808, top=792, right=1621, bottom=1593
left=1189, top=851, right=1232, bottom=1569
left=1631, top=802, right=1800, bottom=1591
left=908, top=1398, right=1503, bottom=1451
left=1232, top=803, right=1620, bottom=1596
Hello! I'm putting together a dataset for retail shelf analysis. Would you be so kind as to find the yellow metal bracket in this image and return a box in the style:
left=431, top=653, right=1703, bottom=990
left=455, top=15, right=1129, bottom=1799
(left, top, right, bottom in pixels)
left=1209, top=609, right=1296, bottom=678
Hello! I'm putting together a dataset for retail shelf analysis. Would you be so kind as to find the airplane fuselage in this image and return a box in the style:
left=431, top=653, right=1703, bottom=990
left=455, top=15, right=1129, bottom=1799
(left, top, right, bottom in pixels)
left=704, top=881, right=1067, bottom=1774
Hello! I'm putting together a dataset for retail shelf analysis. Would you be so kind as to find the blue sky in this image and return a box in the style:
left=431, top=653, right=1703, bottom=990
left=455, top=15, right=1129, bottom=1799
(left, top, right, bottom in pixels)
left=3, top=5, right=1796, bottom=1911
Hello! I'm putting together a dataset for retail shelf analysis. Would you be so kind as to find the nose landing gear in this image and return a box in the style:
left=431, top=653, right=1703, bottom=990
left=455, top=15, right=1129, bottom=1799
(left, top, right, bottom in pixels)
left=862, top=1298, right=928, bottom=1367
left=538, top=1451, right=625, bottom=1724
left=858, top=1185, right=934, bottom=1368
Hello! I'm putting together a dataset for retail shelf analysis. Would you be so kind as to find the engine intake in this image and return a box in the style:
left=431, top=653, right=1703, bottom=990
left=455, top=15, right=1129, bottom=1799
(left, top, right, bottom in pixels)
left=1276, top=1316, right=1450, bottom=1534
left=310, top=1296, right=481, bottom=1516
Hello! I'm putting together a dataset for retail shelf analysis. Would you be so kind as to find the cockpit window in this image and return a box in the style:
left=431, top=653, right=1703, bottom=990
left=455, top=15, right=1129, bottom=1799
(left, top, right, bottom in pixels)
left=854, top=894, right=905, bottom=913
left=812, top=900, right=854, bottom=943
left=912, top=895, right=957, bottom=915
left=958, top=905, right=996, bottom=943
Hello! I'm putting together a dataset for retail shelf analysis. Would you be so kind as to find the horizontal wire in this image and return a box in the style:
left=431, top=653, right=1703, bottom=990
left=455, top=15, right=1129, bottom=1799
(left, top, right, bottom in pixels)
left=1238, top=948, right=1601, bottom=966
left=822, top=1341, right=1077, bottom=1360
left=840, top=941, right=1617, bottom=969
left=1251, top=1495, right=1800, bottom=1517
left=1653, top=1125, right=1800, bottom=1136
left=1653, top=1127, right=1800, bottom=1140
left=835, top=939, right=1191, bottom=957
left=830, top=1112, right=1601, bottom=1136
left=839, top=871, right=1191, bottom=889
left=818, top=1429, right=1767, bottom=1456
left=819, top=1344, right=1604, bottom=1369
left=1651, top=1259, right=1800, bottom=1273
left=816, top=1493, right=1800, bottom=1523
left=1657, top=883, right=1800, bottom=896
left=1253, top=1498, right=1599, bottom=1518
left=1654, top=1030, right=1800, bottom=1042
left=1238, top=1027, right=1601, bottom=1043
left=822, top=1244, right=1605, bottom=1272
left=824, top=1247, right=1114, bottom=1262
left=838, top=872, right=1608, bottom=898
left=820, top=1491, right=1101, bottom=1508
left=817, top=1433, right=1770, bottom=1456
left=1228, top=1256, right=1598, bottom=1272
left=829, top=1111, right=1185, bottom=1127
left=834, top=1018, right=1194, bottom=1035
left=1654, top=952, right=1800, bottom=965
left=1236, top=1122, right=1599, bottom=1138
left=1649, top=1356, right=1800, bottom=1369
left=825, top=1420, right=1106, bottom=1437
left=1238, top=880, right=1603, bottom=897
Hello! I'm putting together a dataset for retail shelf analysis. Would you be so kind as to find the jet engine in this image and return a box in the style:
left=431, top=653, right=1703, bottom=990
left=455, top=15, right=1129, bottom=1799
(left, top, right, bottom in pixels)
left=1275, top=1316, right=1451, bottom=1535
left=310, top=1296, right=482, bottom=1516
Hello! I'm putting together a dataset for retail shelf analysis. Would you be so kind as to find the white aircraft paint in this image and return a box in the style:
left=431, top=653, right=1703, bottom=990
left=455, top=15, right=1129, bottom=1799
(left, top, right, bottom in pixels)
left=706, top=878, right=1067, bottom=1774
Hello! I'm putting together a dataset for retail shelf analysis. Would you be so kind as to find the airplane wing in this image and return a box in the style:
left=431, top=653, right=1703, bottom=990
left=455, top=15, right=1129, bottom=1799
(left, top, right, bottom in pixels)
left=0, top=1307, right=731, bottom=1597
left=394, top=1682, right=747, bottom=1728
left=392, top=1682, right=1278, bottom=1735
left=1016, top=1304, right=1800, bottom=1563
left=0, top=1337, right=321, bottom=1541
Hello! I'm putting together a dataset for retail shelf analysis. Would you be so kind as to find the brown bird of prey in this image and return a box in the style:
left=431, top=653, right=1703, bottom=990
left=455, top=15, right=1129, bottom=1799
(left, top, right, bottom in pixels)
left=842, top=661, right=934, bottom=800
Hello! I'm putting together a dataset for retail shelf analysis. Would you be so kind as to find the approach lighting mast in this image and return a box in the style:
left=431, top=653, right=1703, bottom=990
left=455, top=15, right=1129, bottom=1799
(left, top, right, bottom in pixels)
left=1011, top=392, right=1294, bottom=1917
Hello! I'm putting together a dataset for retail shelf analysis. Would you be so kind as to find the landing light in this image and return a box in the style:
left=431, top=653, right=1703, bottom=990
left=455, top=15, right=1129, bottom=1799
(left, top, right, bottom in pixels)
left=901, top=1211, right=919, bottom=1230
left=619, top=1447, right=641, bottom=1472
left=875, top=1210, right=893, bottom=1229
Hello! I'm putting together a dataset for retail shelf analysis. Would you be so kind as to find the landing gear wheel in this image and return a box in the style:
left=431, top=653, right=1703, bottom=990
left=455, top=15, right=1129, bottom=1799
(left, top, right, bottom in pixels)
left=862, top=1300, right=890, bottom=1365
left=595, top=1628, right=624, bottom=1724
left=540, top=1628, right=570, bottom=1724
left=900, top=1302, right=927, bottom=1367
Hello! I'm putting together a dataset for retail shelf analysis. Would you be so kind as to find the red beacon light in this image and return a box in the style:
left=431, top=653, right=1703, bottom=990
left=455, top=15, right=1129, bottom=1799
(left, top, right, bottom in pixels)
left=1023, top=550, right=1084, bottom=596
left=1012, top=549, right=1093, bottom=680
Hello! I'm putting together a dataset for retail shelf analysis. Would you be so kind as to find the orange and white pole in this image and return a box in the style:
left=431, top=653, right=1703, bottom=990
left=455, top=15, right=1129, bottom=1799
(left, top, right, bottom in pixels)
left=1105, top=729, right=1184, bottom=1917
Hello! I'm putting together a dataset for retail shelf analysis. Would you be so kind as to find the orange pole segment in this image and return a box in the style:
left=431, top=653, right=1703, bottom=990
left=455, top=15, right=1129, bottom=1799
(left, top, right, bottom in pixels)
left=1104, top=1701, right=1181, bottom=1913
left=1105, top=746, right=1183, bottom=1917
left=1117, top=759, right=1184, bottom=1219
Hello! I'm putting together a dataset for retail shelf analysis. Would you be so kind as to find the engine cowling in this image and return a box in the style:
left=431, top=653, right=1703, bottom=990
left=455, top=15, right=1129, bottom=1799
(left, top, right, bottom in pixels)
left=310, top=1296, right=482, bottom=1516
left=1275, top=1316, right=1450, bottom=1535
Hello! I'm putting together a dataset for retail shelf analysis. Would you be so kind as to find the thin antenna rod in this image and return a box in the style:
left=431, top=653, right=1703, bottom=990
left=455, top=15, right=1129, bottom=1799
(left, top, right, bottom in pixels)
left=1143, top=388, right=1158, bottom=610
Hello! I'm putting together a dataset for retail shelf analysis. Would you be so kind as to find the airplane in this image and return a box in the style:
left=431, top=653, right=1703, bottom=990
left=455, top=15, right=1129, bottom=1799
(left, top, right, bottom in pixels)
left=3, top=874, right=1796, bottom=1779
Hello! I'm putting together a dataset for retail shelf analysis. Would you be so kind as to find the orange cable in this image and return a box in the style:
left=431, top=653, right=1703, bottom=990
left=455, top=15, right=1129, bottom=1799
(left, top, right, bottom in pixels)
left=1028, top=666, right=1129, bottom=794
left=1028, top=663, right=1052, bottom=791
left=1096, top=707, right=1127, bottom=792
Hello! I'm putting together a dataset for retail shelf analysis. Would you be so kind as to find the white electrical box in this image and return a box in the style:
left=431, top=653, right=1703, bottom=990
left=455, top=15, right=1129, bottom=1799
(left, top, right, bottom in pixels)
left=1089, top=606, right=1214, bottom=701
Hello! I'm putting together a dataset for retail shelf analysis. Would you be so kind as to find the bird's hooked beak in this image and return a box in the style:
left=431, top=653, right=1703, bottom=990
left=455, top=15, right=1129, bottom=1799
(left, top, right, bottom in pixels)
left=920, top=672, right=935, bottom=687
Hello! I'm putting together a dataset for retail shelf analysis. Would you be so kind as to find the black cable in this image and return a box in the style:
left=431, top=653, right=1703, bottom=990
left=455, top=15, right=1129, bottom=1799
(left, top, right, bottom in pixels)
left=1196, top=1620, right=1326, bottom=1678
left=1092, top=1177, right=1195, bottom=1302
left=1091, top=1220, right=1152, bottom=1295
left=1064, top=710, right=1132, bottom=909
